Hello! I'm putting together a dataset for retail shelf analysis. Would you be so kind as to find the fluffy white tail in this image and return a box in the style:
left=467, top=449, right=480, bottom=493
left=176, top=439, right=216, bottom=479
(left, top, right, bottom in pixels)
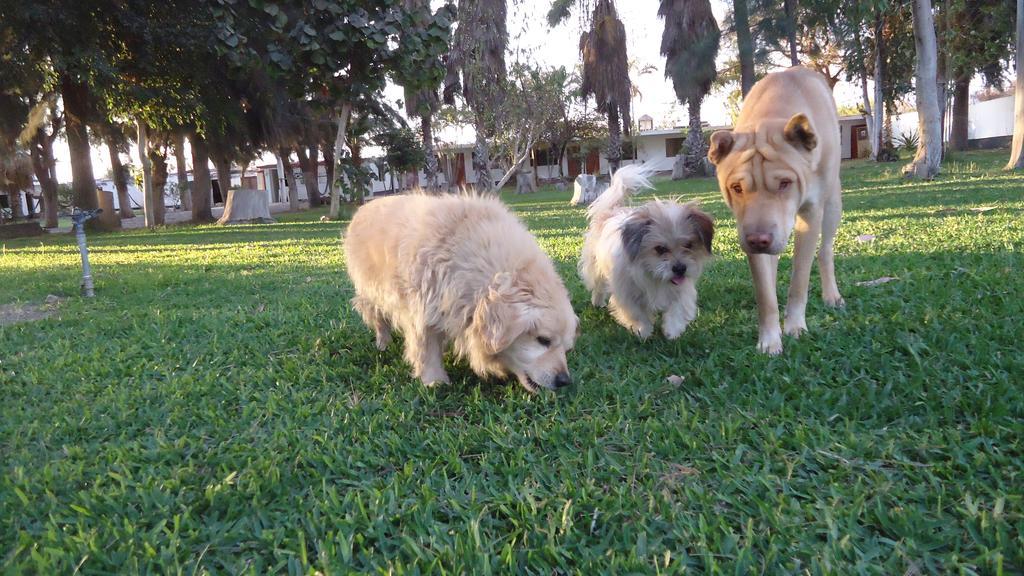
left=585, top=164, right=657, bottom=221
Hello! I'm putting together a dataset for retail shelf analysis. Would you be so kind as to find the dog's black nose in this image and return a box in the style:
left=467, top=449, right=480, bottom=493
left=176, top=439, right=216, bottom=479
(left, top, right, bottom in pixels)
left=671, top=263, right=687, bottom=277
left=553, top=372, right=572, bottom=389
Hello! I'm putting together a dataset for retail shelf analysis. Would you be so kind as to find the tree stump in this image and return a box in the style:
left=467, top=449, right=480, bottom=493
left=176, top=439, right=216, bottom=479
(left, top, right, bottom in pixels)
left=570, top=174, right=600, bottom=206
left=96, top=189, right=122, bottom=230
left=515, top=169, right=537, bottom=194
left=218, top=188, right=275, bottom=225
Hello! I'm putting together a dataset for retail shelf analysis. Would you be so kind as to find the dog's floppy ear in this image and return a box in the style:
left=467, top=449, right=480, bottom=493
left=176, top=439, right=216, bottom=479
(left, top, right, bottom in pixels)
left=688, top=208, right=715, bottom=254
left=473, top=272, right=529, bottom=354
left=708, top=131, right=734, bottom=165
left=621, top=214, right=652, bottom=261
left=783, top=113, right=817, bottom=151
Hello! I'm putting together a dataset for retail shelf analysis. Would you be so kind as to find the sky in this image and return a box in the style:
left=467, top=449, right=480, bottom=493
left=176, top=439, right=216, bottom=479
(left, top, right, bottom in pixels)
left=52, top=0, right=869, bottom=184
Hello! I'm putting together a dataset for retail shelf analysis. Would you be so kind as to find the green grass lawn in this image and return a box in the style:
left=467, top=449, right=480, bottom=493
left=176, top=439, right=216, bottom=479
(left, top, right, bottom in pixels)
left=1, top=150, right=1022, bottom=574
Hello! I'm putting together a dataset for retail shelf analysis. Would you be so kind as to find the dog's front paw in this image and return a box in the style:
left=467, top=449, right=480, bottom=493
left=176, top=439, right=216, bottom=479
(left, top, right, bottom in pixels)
left=783, top=317, right=807, bottom=339
left=633, top=321, right=654, bottom=340
left=375, top=331, right=392, bottom=351
left=757, top=329, right=783, bottom=355
left=662, top=320, right=689, bottom=340
left=824, top=293, right=846, bottom=308
left=419, top=368, right=450, bottom=388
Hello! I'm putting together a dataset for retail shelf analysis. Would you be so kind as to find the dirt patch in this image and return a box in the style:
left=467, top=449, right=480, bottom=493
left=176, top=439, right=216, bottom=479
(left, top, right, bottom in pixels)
left=0, top=295, right=65, bottom=326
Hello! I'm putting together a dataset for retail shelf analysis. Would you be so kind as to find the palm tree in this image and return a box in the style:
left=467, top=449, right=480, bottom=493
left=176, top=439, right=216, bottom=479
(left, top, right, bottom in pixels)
left=445, top=0, right=508, bottom=192
left=404, top=86, right=440, bottom=190
left=659, top=0, right=720, bottom=178
left=732, top=0, right=755, bottom=96
left=579, top=0, right=632, bottom=174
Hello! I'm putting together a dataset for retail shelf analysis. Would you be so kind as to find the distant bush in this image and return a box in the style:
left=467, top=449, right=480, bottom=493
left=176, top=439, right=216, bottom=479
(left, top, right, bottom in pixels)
left=896, top=130, right=919, bottom=151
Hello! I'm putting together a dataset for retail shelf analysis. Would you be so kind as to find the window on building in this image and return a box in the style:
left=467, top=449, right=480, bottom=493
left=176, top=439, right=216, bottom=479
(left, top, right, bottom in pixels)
left=531, top=148, right=553, bottom=167
left=665, top=137, right=684, bottom=157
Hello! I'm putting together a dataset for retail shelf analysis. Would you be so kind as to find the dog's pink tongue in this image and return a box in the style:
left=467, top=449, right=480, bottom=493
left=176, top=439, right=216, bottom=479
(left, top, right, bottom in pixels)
left=671, top=276, right=685, bottom=285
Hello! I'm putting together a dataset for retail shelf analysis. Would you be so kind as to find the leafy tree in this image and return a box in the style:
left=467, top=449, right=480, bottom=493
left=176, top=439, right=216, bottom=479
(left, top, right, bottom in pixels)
left=213, top=0, right=454, bottom=214
left=0, top=0, right=127, bottom=228
left=943, top=0, right=1015, bottom=151
left=659, top=0, right=720, bottom=178
left=540, top=72, right=604, bottom=180
left=490, top=64, right=566, bottom=189
left=378, top=127, right=426, bottom=187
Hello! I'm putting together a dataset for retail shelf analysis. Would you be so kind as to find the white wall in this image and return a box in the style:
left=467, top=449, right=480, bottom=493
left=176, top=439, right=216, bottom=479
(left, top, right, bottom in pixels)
left=839, top=123, right=852, bottom=159
left=890, top=94, right=1013, bottom=144
left=969, top=95, right=1013, bottom=140
left=635, top=133, right=678, bottom=172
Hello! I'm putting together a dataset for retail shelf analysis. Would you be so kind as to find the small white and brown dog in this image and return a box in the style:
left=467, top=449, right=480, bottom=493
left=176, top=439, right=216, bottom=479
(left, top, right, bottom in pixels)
left=344, top=192, right=578, bottom=393
left=579, top=165, right=714, bottom=340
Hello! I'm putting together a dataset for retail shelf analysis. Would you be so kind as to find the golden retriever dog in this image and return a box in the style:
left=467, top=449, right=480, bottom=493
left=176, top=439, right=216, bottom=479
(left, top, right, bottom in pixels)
left=343, top=193, right=578, bottom=392
left=708, top=66, right=845, bottom=355
left=579, top=165, right=714, bottom=340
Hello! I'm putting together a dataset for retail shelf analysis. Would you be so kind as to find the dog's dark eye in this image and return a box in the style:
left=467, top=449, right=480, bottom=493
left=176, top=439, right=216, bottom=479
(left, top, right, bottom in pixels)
left=778, top=179, right=792, bottom=191
left=537, top=336, right=552, bottom=347
left=683, top=241, right=693, bottom=250
left=654, top=245, right=669, bottom=256
left=730, top=183, right=743, bottom=195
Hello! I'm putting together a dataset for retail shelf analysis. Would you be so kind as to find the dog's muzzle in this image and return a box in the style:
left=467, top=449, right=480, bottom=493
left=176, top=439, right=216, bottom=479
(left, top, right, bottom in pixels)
left=553, top=372, right=572, bottom=389
left=670, top=263, right=687, bottom=285
left=744, top=232, right=776, bottom=254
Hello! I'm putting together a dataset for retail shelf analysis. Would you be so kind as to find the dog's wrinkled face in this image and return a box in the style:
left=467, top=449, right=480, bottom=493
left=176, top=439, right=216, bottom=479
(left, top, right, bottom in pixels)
left=708, top=113, right=819, bottom=255
left=620, top=202, right=714, bottom=285
left=473, top=271, right=578, bottom=393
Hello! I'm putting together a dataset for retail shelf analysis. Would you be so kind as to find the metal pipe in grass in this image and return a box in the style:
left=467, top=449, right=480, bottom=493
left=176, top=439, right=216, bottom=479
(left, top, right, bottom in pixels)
left=71, top=208, right=102, bottom=297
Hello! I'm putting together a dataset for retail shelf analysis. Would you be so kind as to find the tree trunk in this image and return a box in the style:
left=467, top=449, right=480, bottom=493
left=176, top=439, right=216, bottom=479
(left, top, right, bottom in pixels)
left=949, top=72, right=970, bottom=151
left=873, top=11, right=887, bottom=160
left=6, top=183, right=24, bottom=219
left=149, top=146, right=168, bottom=226
left=322, top=142, right=335, bottom=210
left=733, top=0, right=755, bottom=97
left=348, top=132, right=371, bottom=200
left=189, top=135, right=215, bottom=222
left=682, top=97, right=707, bottom=178
left=784, top=0, right=800, bottom=66
left=29, top=130, right=59, bottom=228
left=60, top=75, right=104, bottom=229
left=309, top=144, right=323, bottom=207
left=279, top=148, right=301, bottom=210
left=860, top=71, right=878, bottom=160
left=330, top=103, right=352, bottom=217
left=421, top=114, right=439, bottom=191
left=472, top=120, right=493, bottom=192
left=107, top=138, right=134, bottom=219
left=903, top=0, right=943, bottom=179
left=606, top=104, right=623, bottom=174
left=136, top=119, right=157, bottom=228
left=295, top=145, right=321, bottom=208
left=214, top=155, right=233, bottom=204
left=173, top=133, right=192, bottom=211
left=1006, top=0, right=1024, bottom=169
